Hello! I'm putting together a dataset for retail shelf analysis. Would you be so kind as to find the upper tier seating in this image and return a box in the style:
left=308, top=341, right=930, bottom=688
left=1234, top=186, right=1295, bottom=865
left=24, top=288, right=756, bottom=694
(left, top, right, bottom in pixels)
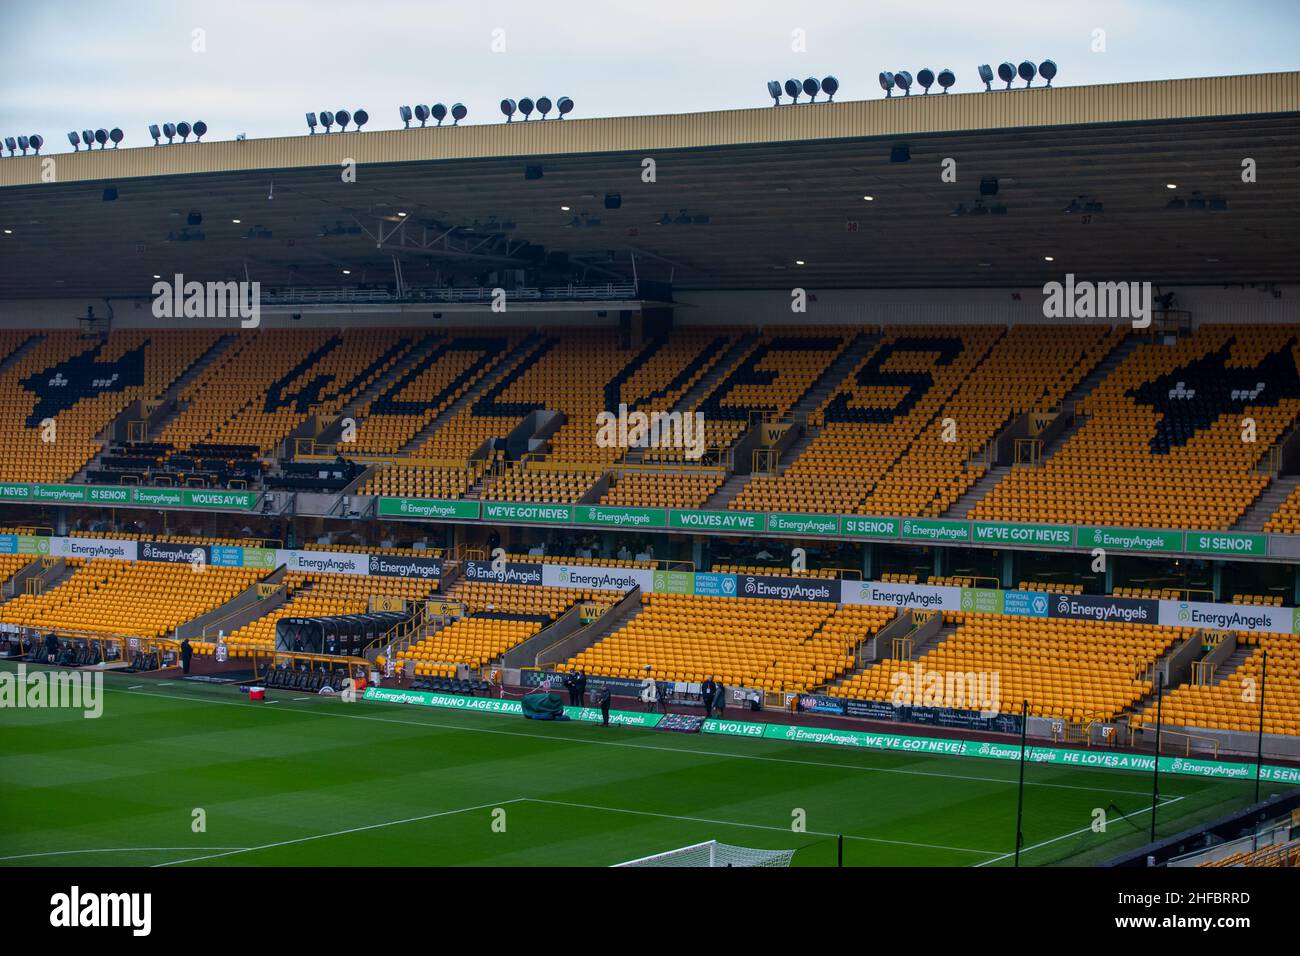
left=971, top=326, right=1300, bottom=529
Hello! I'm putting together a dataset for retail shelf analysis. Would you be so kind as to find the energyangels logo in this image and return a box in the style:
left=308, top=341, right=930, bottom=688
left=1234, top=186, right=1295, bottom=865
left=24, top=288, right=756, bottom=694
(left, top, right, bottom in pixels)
left=33, top=487, right=84, bottom=502
left=861, top=584, right=947, bottom=609
left=368, top=555, right=441, bottom=580
left=466, top=563, right=542, bottom=585
left=1056, top=596, right=1152, bottom=623
left=1090, top=528, right=1167, bottom=550
left=781, top=725, right=863, bottom=747
left=67, top=541, right=131, bottom=559
left=1176, top=603, right=1276, bottom=631
left=901, top=519, right=966, bottom=541
left=557, top=567, right=640, bottom=590
left=293, top=554, right=363, bottom=574
left=744, top=578, right=833, bottom=601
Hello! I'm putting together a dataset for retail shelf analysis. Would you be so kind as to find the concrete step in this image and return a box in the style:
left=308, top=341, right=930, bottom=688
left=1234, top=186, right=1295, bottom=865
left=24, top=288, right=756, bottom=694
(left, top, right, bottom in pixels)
left=1233, top=475, right=1300, bottom=531
left=946, top=464, right=1012, bottom=518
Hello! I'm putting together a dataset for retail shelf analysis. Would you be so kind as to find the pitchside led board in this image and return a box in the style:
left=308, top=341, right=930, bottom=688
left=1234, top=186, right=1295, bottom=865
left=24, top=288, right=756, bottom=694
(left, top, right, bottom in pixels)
left=8, top=533, right=1297, bottom=637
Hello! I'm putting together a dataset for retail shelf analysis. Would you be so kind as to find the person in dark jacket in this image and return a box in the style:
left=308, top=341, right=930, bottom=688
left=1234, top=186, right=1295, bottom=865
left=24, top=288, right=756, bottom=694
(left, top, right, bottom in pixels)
left=44, top=632, right=58, bottom=665
left=574, top=670, right=588, bottom=705
left=713, top=680, right=726, bottom=718
left=595, top=684, right=612, bottom=726
left=563, top=670, right=579, bottom=706
left=180, top=637, right=193, bottom=675
left=700, top=676, right=717, bottom=718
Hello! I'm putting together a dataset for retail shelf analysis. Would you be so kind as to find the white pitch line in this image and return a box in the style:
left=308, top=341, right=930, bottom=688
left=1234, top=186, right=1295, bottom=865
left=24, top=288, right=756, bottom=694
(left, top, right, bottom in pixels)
left=972, top=795, right=1187, bottom=867
left=153, top=798, right=527, bottom=867
left=108, top=685, right=1166, bottom=798
left=127, top=685, right=143, bottom=690
left=0, top=846, right=248, bottom=862
left=525, top=797, right=998, bottom=856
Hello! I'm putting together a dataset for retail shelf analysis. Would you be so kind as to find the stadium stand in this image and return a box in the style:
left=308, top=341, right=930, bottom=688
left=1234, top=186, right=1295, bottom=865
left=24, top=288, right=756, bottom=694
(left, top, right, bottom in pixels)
left=1138, top=633, right=1299, bottom=736
left=0, top=559, right=261, bottom=638
left=831, top=612, right=1192, bottom=722
left=970, top=326, right=1300, bottom=529
left=0, top=330, right=220, bottom=482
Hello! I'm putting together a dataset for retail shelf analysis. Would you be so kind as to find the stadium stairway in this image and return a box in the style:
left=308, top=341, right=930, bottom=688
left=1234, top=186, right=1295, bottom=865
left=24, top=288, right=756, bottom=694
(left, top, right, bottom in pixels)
left=947, top=464, right=1011, bottom=518
left=392, top=333, right=546, bottom=458
left=1233, top=474, right=1300, bottom=531
left=0, top=333, right=43, bottom=377
left=122, top=334, right=239, bottom=443
left=334, top=332, right=443, bottom=427
left=620, top=330, right=760, bottom=466
left=700, top=331, right=877, bottom=509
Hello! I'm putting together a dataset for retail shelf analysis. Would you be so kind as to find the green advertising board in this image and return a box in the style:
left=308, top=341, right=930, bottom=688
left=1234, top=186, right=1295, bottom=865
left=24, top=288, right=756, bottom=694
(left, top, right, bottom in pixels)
left=377, top=497, right=481, bottom=520
left=0, top=483, right=32, bottom=501
left=841, top=515, right=901, bottom=538
left=1185, top=532, right=1267, bottom=557
left=130, top=487, right=185, bottom=507
left=652, top=570, right=696, bottom=595
left=17, top=535, right=50, bottom=555
left=574, top=505, right=667, bottom=528
left=1078, top=526, right=1183, bottom=553
left=481, top=501, right=574, bottom=523
left=361, top=685, right=1300, bottom=783
left=87, top=485, right=132, bottom=504
left=242, top=547, right=277, bottom=569
left=182, top=489, right=255, bottom=511
left=960, top=587, right=1005, bottom=614
left=972, top=521, right=1074, bottom=546
left=900, top=518, right=971, bottom=543
left=766, top=512, right=840, bottom=535
left=31, top=484, right=88, bottom=503
left=668, top=509, right=765, bottom=532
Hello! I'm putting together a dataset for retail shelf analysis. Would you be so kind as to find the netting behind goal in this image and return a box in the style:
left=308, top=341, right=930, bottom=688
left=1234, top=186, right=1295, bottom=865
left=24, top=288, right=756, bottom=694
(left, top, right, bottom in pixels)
left=613, top=840, right=795, bottom=867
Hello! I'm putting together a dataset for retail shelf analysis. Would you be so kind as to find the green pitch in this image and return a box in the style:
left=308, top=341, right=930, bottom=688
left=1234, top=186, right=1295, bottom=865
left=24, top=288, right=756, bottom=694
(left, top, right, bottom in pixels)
left=0, top=662, right=1283, bottom=867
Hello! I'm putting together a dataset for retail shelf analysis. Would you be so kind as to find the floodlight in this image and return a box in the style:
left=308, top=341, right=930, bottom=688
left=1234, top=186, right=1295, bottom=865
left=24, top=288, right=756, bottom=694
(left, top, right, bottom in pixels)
left=894, top=71, right=913, bottom=94
left=353, top=109, right=368, bottom=129
left=500, top=99, right=516, bottom=121
left=16, top=136, right=29, bottom=154
left=1039, top=59, right=1057, bottom=87
left=766, top=80, right=782, bottom=105
left=399, top=105, right=413, bottom=127
left=177, top=121, right=191, bottom=142
left=537, top=96, right=553, bottom=117
left=431, top=103, right=448, bottom=125
left=1018, top=60, right=1036, bottom=87
left=519, top=97, right=534, bottom=119
left=997, top=62, right=1016, bottom=89
left=111, top=126, right=125, bottom=145
left=335, top=109, right=351, bottom=130
left=937, top=69, right=956, bottom=92
left=783, top=79, right=800, bottom=103
left=978, top=64, right=994, bottom=91
left=878, top=71, right=895, bottom=96
left=802, top=77, right=821, bottom=101
left=414, top=104, right=430, bottom=126
left=557, top=97, right=574, bottom=117
left=319, top=111, right=334, bottom=131
left=917, top=68, right=935, bottom=93
left=821, top=76, right=839, bottom=101
left=3, top=137, right=14, bottom=155
left=68, top=131, right=82, bottom=149
left=192, top=121, right=206, bottom=140
left=30, top=134, right=43, bottom=154
left=306, top=112, right=317, bottom=134
left=109, top=128, right=123, bottom=147
left=94, top=128, right=108, bottom=148
left=450, top=103, right=466, bottom=124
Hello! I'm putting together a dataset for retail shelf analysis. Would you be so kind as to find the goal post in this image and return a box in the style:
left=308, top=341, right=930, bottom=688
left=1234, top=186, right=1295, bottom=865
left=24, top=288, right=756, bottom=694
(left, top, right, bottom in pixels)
left=612, top=840, right=796, bottom=867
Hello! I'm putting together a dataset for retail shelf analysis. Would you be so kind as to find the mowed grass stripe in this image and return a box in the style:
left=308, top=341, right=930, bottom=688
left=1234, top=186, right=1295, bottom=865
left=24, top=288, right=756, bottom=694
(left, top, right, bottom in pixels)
left=0, top=663, right=1280, bottom=866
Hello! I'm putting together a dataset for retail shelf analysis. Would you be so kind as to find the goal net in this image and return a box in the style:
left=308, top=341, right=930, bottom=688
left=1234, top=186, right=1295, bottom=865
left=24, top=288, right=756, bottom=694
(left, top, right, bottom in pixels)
left=613, top=840, right=795, bottom=867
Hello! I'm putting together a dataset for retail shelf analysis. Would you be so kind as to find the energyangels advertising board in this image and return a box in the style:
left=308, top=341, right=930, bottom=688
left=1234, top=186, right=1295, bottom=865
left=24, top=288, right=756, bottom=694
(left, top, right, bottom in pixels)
left=360, top=687, right=1300, bottom=785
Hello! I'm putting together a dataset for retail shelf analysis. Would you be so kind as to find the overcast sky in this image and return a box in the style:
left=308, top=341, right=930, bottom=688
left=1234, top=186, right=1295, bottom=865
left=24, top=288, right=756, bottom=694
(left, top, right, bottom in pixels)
left=1, top=0, right=1297, bottom=150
